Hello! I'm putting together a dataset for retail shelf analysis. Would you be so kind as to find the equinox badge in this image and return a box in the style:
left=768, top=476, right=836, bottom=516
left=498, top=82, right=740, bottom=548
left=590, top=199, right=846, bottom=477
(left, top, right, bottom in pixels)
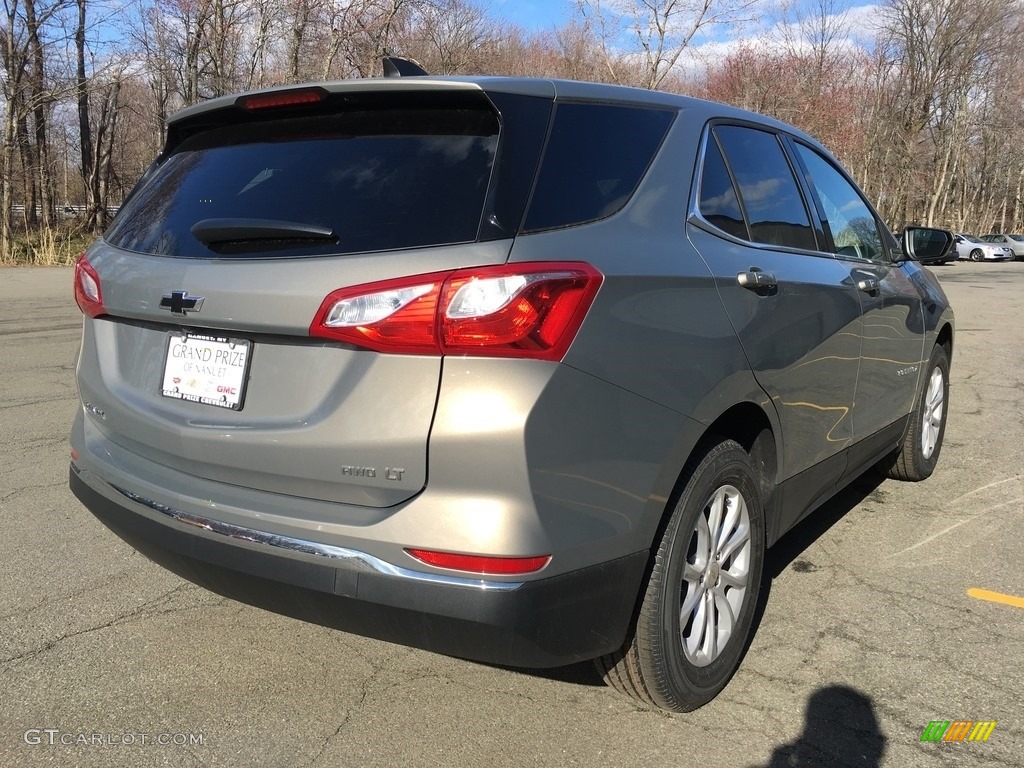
left=160, top=290, right=205, bottom=315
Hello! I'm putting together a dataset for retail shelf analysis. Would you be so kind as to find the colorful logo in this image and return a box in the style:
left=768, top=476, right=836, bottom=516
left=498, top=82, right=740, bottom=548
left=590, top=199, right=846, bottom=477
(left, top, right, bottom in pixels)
left=920, top=721, right=997, bottom=742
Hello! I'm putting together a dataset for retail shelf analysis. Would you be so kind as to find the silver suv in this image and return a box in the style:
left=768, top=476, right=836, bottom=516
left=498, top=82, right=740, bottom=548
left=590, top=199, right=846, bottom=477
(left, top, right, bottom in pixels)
left=70, top=75, right=954, bottom=712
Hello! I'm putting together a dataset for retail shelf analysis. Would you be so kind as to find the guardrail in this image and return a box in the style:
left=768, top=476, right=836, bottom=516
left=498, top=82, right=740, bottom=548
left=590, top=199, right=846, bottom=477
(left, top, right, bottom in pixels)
left=9, top=204, right=121, bottom=216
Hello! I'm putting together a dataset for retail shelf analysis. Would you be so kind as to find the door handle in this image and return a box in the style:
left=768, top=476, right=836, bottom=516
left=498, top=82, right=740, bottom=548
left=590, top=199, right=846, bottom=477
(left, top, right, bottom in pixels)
left=737, top=268, right=777, bottom=291
left=857, top=277, right=880, bottom=294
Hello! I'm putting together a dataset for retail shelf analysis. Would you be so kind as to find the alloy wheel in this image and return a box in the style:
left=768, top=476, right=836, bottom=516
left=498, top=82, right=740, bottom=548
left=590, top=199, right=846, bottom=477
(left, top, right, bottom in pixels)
left=921, top=366, right=945, bottom=459
left=680, top=484, right=751, bottom=667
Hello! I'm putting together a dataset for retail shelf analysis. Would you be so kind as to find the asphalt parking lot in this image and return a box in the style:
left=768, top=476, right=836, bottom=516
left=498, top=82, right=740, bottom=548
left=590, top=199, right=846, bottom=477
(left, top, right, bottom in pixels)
left=1, top=261, right=1020, bottom=768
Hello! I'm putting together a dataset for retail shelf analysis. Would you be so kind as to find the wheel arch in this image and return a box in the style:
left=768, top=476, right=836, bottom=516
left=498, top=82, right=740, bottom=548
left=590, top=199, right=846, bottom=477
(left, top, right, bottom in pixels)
left=600, top=402, right=777, bottom=706
left=700, top=403, right=779, bottom=544
left=640, top=400, right=779, bottom=589
left=936, top=321, right=953, bottom=360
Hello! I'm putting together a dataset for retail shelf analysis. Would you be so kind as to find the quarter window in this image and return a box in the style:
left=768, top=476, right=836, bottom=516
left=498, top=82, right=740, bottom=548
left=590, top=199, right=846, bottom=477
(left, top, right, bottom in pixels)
left=713, top=125, right=816, bottom=251
left=524, top=103, right=674, bottom=232
left=698, top=135, right=747, bottom=239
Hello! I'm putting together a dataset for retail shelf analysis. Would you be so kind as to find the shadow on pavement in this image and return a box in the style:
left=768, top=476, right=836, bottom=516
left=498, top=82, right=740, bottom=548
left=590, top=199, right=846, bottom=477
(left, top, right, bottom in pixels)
left=765, top=469, right=886, bottom=578
left=748, top=684, right=886, bottom=767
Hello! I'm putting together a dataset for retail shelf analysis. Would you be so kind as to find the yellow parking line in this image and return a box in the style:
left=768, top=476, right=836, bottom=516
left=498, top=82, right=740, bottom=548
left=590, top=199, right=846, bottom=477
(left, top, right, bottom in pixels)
left=967, top=588, right=1024, bottom=609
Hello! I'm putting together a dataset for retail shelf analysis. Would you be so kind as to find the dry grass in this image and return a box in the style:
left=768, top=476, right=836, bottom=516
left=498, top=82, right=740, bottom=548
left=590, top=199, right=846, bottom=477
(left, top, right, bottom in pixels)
left=0, top=226, right=96, bottom=267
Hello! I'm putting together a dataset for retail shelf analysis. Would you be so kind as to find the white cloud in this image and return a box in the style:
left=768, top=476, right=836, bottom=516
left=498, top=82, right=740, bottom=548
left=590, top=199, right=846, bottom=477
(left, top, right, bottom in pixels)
left=669, top=2, right=885, bottom=78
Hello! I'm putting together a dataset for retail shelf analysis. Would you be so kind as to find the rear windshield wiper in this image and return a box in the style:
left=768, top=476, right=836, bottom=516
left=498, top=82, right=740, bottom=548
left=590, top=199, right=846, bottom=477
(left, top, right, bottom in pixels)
left=191, top=218, right=337, bottom=246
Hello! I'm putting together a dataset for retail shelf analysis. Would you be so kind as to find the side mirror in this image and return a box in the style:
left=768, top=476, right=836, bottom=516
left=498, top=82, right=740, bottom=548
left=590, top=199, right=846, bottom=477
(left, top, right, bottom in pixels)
left=902, top=226, right=954, bottom=262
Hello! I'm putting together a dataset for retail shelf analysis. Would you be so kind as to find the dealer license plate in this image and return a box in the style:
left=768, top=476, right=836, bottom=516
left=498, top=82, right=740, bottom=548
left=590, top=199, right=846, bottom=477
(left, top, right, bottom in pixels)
left=161, top=333, right=251, bottom=410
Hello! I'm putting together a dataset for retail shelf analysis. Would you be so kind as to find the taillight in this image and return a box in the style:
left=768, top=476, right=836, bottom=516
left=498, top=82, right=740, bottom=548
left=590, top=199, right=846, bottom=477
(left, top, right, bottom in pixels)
left=74, top=252, right=105, bottom=318
left=405, top=549, right=551, bottom=575
left=311, top=262, right=602, bottom=361
left=312, top=273, right=448, bottom=355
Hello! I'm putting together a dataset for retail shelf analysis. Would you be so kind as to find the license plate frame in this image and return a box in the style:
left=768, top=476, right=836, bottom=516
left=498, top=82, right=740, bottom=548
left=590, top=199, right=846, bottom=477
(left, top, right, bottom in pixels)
left=160, top=333, right=251, bottom=411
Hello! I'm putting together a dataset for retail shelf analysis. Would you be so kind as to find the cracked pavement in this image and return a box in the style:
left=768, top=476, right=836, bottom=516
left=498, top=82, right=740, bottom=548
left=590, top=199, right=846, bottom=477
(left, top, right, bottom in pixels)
left=0, top=264, right=1020, bottom=767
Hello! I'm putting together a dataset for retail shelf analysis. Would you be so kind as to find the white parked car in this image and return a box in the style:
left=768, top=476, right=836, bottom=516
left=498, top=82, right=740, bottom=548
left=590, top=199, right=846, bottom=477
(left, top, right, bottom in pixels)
left=980, top=233, right=1024, bottom=261
left=954, top=233, right=1014, bottom=261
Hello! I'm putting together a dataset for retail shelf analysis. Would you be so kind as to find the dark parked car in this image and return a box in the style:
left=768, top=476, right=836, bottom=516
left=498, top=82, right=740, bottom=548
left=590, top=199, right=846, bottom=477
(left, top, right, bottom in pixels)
left=70, top=72, right=954, bottom=712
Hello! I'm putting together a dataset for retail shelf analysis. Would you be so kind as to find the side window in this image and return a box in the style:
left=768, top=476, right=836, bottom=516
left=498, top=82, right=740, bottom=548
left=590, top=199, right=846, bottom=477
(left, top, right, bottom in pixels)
left=524, top=103, right=674, bottom=232
left=795, top=144, right=885, bottom=264
left=713, top=125, right=817, bottom=251
left=698, top=135, right=747, bottom=240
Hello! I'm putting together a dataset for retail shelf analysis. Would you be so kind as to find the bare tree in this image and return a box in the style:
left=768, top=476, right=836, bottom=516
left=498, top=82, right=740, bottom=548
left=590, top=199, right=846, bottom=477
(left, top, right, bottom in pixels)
left=1, top=0, right=71, bottom=252
left=285, top=0, right=318, bottom=81
left=576, top=0, right=759, bottom=89
left=878, top=0, right=1019, bottom=225
left=402, top=0, right=490, bottom=74
left=23, top=0, right=55, bottom=228
left=552, top=20, right=610, bottom=81
left=245, top=0, right=277, bottom=88
left=76, top=0, right=125, bottom=231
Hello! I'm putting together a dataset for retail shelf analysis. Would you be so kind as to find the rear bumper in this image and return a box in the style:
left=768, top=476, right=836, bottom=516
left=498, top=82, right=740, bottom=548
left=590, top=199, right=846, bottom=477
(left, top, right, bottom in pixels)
left=70, top=465, right=647, bottom=668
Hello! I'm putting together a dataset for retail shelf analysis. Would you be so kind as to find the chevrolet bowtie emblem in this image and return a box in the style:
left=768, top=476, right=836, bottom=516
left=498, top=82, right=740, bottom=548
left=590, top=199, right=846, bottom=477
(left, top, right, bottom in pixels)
left=160, top=290, right=205, bottom=315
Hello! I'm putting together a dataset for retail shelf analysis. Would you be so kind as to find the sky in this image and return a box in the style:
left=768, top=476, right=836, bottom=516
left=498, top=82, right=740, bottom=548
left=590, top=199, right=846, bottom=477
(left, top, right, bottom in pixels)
left=494, top=0, right=882, bottom=41
left=495, top=1, right=576, bottom=31
left=492, top=0, right=884, bottom=72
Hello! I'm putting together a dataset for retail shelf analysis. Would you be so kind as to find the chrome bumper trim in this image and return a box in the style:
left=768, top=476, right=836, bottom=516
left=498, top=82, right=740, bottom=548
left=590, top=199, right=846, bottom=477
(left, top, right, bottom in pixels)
left=110, top=483, right=522, bottom=592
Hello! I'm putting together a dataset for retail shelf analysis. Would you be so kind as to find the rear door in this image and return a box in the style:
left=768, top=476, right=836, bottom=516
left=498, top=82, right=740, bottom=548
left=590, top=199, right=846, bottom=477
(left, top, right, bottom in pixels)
left=78, top=88, right=542, bottom=509
left=687, top=123, right=862, bottom=526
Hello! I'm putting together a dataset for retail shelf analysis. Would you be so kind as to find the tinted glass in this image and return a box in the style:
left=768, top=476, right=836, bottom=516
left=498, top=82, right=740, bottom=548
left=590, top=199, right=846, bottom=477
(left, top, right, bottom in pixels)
left=795, top=144, right=884, bottom=263
left=714, top=125, right=816, bottom=251
left=106, top=109, right=500, bottom=258
left=524, top=103, right=674, bottom=231
left=699, top=135, right=747, bottom=239
left=478, top=92, right=552, bottom=240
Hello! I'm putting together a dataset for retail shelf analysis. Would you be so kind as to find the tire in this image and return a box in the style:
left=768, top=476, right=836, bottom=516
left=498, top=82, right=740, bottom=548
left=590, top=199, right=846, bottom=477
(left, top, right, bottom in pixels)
left=970, top=249, right=984, bottom=262
left=596, top=439, right=765, bottom=712
left=885, top=344, right=950, bottom=481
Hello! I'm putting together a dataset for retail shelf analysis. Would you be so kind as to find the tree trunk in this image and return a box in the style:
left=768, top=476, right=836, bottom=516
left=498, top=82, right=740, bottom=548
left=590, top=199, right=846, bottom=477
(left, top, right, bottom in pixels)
left=76, top=0, right=101, bottom=232
left=18, top=112, right=38, bottom=228
left=289, top=0, right=309, bottom=81
left=25, top=0, right=53, bottom=229
left=2, top=0, right=26, bottom=254
left=1, top=110, right=18, bottom=256
left=95, top=78, right=122, bottom=229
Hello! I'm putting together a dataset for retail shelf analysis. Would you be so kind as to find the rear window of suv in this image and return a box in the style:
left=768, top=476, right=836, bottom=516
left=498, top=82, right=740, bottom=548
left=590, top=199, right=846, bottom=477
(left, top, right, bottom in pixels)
left=105, top=108, right=500, bottom=258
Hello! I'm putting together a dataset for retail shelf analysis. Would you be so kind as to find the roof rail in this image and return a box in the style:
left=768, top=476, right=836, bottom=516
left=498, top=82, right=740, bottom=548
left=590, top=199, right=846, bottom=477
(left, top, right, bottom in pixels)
left=382, top=57, right=429, bottom=78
